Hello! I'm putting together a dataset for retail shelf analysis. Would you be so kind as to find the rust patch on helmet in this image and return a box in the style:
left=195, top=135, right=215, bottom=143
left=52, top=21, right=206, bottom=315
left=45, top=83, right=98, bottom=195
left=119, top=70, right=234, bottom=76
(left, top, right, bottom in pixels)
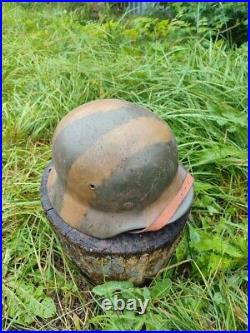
left=60, top=192, right=88, bottom=227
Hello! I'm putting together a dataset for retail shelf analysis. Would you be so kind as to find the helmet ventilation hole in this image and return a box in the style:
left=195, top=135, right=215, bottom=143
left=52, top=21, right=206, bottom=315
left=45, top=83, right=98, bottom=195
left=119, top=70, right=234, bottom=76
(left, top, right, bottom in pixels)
left=89, top=184, right=96, bottom=191
left=123, top=201, right=133, bottom=209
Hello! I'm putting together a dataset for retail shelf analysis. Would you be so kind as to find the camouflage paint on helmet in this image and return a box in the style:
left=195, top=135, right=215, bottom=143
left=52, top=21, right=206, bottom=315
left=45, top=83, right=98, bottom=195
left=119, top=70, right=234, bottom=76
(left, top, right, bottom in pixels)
left=47, top=99, right=193, bottom=239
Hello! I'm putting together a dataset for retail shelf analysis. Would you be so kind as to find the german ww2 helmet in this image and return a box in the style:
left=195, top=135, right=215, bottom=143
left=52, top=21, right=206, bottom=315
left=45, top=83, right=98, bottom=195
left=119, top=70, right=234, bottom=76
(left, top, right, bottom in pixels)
left=47, top=99, right=194, bottom=239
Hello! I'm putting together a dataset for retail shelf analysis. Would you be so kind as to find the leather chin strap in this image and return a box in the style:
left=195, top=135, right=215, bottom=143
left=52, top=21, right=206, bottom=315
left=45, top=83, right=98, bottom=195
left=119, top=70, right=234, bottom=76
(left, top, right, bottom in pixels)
left=132, top=172, right=194, bottom=233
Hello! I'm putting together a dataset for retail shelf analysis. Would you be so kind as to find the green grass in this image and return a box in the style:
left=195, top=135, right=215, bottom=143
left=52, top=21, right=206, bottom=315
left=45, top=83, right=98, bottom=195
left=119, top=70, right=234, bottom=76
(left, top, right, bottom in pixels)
left=2, top=3, right=248, bottom=331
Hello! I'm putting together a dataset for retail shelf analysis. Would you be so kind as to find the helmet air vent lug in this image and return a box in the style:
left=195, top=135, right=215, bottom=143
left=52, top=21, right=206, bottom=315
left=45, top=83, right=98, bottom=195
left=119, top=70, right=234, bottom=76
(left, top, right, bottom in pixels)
left=89, top=184, right=96, bottom=191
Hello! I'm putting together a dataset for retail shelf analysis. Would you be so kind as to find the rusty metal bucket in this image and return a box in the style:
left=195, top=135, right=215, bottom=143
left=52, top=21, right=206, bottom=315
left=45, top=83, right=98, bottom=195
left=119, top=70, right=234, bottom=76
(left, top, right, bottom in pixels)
left=41, top=163, right=191, bottom=286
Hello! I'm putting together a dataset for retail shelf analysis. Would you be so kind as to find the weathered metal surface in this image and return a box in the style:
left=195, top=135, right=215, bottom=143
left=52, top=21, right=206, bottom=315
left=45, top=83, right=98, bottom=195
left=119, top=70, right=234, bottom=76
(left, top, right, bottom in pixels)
left=41, top=163, right=190, bottom=285
left=56, top=229, right=183, bottom=285
left=47, top=98, right=193, bottom=239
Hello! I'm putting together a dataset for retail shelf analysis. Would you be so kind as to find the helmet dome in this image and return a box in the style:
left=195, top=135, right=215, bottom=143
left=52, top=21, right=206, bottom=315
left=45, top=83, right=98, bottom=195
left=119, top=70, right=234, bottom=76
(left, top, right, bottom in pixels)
left=47, top=99, right=193, bottom=238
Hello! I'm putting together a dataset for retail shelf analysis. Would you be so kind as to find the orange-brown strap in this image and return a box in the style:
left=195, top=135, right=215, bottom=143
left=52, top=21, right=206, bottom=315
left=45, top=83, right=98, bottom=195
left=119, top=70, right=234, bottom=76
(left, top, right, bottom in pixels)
left=143, top=173, right=194, bottom=232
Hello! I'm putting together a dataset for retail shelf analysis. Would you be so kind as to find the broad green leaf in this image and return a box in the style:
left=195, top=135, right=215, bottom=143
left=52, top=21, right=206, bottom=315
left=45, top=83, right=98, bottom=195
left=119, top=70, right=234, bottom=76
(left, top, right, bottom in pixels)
left=3, top=280, right=56, bottom=325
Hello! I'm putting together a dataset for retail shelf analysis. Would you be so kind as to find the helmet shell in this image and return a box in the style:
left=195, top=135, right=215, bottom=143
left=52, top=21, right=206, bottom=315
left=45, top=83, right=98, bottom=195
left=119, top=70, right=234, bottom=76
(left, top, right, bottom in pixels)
left=48, top=99, right=193, bottom=238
